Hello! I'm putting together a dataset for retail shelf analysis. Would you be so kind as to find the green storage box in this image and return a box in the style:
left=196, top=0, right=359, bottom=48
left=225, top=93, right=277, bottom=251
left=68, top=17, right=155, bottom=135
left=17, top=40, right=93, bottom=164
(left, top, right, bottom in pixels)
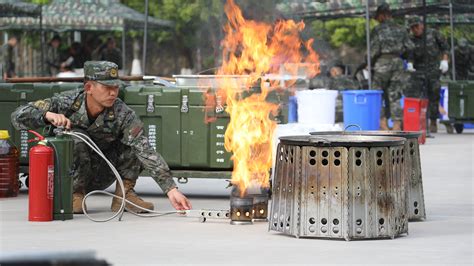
left=448, top=81, right=474, bottom=120
left=1, top=83, right=81, bottom=170
left=123, top=85, right=182, bottom=168
left=123, top=85, right=233, bottom=171
left=2, top=80, right=288, bottom=178
left=181, top=87, right=233, bottom=169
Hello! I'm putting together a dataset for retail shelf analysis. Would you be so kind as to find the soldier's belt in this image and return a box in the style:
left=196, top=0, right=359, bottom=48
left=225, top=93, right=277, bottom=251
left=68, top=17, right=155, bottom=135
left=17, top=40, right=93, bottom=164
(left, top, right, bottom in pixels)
left=379, top=54, right=400, bottom=59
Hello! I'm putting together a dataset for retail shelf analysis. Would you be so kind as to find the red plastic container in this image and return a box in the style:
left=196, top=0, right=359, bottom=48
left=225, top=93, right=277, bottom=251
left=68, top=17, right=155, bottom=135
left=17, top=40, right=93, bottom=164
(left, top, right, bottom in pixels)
left=0, top=130, right=19, bottom=198
left=403, top=98, right=428, bottom=144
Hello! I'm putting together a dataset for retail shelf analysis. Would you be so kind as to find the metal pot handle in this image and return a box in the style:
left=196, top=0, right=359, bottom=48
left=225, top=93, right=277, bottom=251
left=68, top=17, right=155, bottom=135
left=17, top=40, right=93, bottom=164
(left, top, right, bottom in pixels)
left=344, top=124, right=362, bottom=132
left=309, top=136, right=331, bottom=144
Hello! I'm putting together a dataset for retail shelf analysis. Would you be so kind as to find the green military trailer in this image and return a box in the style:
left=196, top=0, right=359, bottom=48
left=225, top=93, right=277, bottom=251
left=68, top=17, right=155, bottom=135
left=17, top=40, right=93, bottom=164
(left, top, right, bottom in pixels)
left=1, top=76, right=289, bottom=185
left=445, top=81, right=474, bottom=133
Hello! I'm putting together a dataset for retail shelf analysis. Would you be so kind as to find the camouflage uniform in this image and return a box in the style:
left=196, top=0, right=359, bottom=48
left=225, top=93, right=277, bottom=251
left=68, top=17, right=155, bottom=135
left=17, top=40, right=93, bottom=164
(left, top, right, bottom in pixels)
left=0, top=43, right=15, bottom=78
left=11, top=61, right=177, bottom=194
left=45, top=44, right=62, bottom=76
left=455, top=38, right=473, bottom=80
left=329, top=75, right=359, bottom=123
left=100, top=47, right=123, bottom=69
left=370, top=18, right=414, bottom=121
left=410, top=26, right=449, bottom=120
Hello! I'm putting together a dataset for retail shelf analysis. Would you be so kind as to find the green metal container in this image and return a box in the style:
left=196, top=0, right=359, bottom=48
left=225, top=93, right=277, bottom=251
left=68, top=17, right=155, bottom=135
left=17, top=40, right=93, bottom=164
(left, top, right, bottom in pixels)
left=47, top=135, right=74, bottom=220
left=122, top=85, right=234, bottom=171
left=448, top=81, right=474, bottom=120
left=0, top=83, right=81, bottom=172
left=0, top=83, right=52, bottom=169
left=182, top=87, right=233, bottom=169
left=2, top=80, right=289, bottom=180
left=123, top=85, right=182, bottom=168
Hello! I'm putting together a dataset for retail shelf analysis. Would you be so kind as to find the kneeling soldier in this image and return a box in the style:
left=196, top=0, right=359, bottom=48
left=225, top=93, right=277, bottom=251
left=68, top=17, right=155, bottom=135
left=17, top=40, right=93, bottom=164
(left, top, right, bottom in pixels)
left=11, top=61, right=192, bottom=213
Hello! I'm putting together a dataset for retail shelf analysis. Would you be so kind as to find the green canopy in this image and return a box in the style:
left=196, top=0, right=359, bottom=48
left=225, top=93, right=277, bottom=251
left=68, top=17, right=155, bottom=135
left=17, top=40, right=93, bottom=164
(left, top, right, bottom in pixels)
left=0, top=0, right=173, bottom=31
left=278, top=0, right=474, bottom=22
left=0, top=0, right=41, bottom=18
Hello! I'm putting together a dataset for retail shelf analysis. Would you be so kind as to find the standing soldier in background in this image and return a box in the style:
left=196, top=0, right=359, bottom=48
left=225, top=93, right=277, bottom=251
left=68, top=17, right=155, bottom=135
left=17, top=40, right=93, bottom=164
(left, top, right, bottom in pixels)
left=409, top=16, right=450, bottom=133
left=370, top=3, right=414, bottom=130
left=100, top=37, right=123, bottom=70
left=1, top=35, right=18, bottom=79
left=454, top=38, right=473, bottom=80
left=45, top=34, right=62, bottom=76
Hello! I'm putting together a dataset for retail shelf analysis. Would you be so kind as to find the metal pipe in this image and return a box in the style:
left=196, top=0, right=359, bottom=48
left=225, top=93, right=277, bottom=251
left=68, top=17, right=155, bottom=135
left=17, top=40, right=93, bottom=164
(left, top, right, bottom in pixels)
left=142, top=0, right=149, bottom=74
left=122, top=25, right=126, bottom=73
left=365, top=0, right=372, bottom=90
left=423, top=0, right=430, bottom=137
left=5, top=75, right=168, bottom=83
left=40, top=5, right=44, bottom=76
left=449, top=1, right=456, bottom=81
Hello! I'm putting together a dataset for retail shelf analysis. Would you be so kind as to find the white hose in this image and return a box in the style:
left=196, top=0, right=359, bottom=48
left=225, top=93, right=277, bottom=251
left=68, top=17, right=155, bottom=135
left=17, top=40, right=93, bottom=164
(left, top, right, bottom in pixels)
left=63, top=131, right=181, bottom=222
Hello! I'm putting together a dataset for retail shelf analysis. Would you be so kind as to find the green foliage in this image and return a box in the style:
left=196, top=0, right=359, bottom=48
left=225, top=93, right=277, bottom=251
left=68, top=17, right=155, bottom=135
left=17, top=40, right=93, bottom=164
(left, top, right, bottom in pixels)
left=26, top=0, right=50, bottom=4
left=311, top=18, right=377, bottom=48
left=439, top=25, right=474, bottom=44
left=122, top=0, right=221, bottom=44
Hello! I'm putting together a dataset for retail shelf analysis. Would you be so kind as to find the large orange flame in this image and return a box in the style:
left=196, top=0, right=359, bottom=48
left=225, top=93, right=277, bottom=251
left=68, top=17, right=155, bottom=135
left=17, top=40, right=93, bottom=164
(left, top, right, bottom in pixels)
left=216, top=0, right=320, bottom=195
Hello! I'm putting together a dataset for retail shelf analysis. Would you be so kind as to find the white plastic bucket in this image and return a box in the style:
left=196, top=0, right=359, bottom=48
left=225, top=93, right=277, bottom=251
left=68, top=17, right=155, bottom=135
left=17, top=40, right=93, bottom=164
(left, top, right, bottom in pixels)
left=296, top=89, right=338, bottom=124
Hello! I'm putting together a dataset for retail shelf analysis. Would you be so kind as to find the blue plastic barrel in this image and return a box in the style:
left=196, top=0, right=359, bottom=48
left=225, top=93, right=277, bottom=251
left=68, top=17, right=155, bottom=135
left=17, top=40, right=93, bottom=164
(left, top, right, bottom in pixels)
left=342, top=90, right=383, bottom=130
left=288, top=96, right=298, bottom=123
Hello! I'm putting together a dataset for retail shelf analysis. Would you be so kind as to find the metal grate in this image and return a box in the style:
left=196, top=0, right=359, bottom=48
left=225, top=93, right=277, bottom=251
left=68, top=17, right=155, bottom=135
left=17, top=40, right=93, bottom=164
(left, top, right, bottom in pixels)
left=270, top=135, right=408, bottom=240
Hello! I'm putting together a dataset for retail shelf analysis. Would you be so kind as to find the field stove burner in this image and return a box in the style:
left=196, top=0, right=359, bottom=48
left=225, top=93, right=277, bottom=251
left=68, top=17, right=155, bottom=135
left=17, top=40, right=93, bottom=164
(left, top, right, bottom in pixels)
left=251, top=187, right=270, bottom=222
left=230, top=195, right=254, bottom=225
left=230, top=185, right=270, bottom=225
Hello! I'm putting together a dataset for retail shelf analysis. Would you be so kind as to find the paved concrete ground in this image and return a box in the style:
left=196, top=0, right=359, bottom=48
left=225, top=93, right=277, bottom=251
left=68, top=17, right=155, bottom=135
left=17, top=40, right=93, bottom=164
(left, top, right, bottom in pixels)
left=1, top=130, right=473, bottom=265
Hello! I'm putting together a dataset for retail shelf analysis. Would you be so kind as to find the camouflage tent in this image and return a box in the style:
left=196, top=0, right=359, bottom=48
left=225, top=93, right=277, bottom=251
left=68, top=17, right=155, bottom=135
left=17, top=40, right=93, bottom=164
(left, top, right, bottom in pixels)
left=0, top=0, right=41, bottom=18
left=278, top=0, right=474, bottom=22
left=0, top=0, right=173, bottom=31
left=278, top=0, right=473, bottom=83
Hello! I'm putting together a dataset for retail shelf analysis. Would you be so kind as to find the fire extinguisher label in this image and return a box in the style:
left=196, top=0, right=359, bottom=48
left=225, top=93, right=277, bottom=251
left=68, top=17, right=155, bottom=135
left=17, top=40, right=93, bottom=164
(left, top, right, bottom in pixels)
left=47, top=165, right=54, bottom=199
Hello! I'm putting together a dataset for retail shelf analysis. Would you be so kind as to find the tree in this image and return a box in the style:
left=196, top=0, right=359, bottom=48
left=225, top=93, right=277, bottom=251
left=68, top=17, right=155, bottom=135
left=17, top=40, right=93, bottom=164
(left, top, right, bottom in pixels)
left=311, top=18, right=377, bottom=49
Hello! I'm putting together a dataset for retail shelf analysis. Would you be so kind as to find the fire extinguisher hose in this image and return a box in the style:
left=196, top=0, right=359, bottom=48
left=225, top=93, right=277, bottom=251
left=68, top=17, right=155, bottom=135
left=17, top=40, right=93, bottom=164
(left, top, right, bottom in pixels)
left=62, top=130, right=181, bottom=222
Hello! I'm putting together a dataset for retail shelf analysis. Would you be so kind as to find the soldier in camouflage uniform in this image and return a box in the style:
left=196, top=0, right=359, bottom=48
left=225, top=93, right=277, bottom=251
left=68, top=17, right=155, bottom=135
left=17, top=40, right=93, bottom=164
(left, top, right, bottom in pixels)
left=455, top=38, right=473, bottom=80
left=45, top=35, right=62, bottom=77
left=409, top=16, right=450, bottom=133
left=328, top=64, right=359, bottom=123
left=1, top=35, right=18, bottom=80
left=370, top=3, right=414, bottom=130
left=11, top=61, right=192, bottom=214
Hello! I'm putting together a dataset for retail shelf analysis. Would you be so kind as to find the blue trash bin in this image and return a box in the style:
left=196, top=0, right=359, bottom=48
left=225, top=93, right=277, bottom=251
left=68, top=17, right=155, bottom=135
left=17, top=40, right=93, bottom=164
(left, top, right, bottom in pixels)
left=288, top=96, right=298, bottom=123
left=342, top=90, right=383, bottom=130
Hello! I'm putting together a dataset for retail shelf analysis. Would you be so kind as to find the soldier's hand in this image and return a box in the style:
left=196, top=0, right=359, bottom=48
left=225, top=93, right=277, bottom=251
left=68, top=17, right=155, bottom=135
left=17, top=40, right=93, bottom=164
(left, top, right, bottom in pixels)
left=44, top=111, right=72, bottom=129
left=167, top=188, right=192, bottom=210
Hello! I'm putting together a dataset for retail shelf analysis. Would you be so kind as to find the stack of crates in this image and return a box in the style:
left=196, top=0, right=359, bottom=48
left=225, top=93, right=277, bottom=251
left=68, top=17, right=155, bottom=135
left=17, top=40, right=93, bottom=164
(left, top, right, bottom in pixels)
left=2, top=81, right=288, bottom=179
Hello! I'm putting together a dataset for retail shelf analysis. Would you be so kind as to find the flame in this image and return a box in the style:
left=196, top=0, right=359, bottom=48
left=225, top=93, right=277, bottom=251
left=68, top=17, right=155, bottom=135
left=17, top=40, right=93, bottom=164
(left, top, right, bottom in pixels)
left=214, top=0, right=320, bottom=195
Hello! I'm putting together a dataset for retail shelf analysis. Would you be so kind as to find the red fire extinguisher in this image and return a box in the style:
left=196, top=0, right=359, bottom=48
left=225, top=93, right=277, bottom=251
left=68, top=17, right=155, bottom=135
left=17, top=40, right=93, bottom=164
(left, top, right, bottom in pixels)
left=28, top=130, right=54, bottom=222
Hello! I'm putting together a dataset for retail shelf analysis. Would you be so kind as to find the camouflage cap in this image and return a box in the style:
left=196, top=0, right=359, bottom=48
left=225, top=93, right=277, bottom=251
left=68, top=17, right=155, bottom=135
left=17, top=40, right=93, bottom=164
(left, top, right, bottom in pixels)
left=408, top=16, right=422, bottom=27
left=84, top=61, right=122, bottom=87
left=458, top=38, right=469, bottom=47
left=375, top=3, right=391, bottom=17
